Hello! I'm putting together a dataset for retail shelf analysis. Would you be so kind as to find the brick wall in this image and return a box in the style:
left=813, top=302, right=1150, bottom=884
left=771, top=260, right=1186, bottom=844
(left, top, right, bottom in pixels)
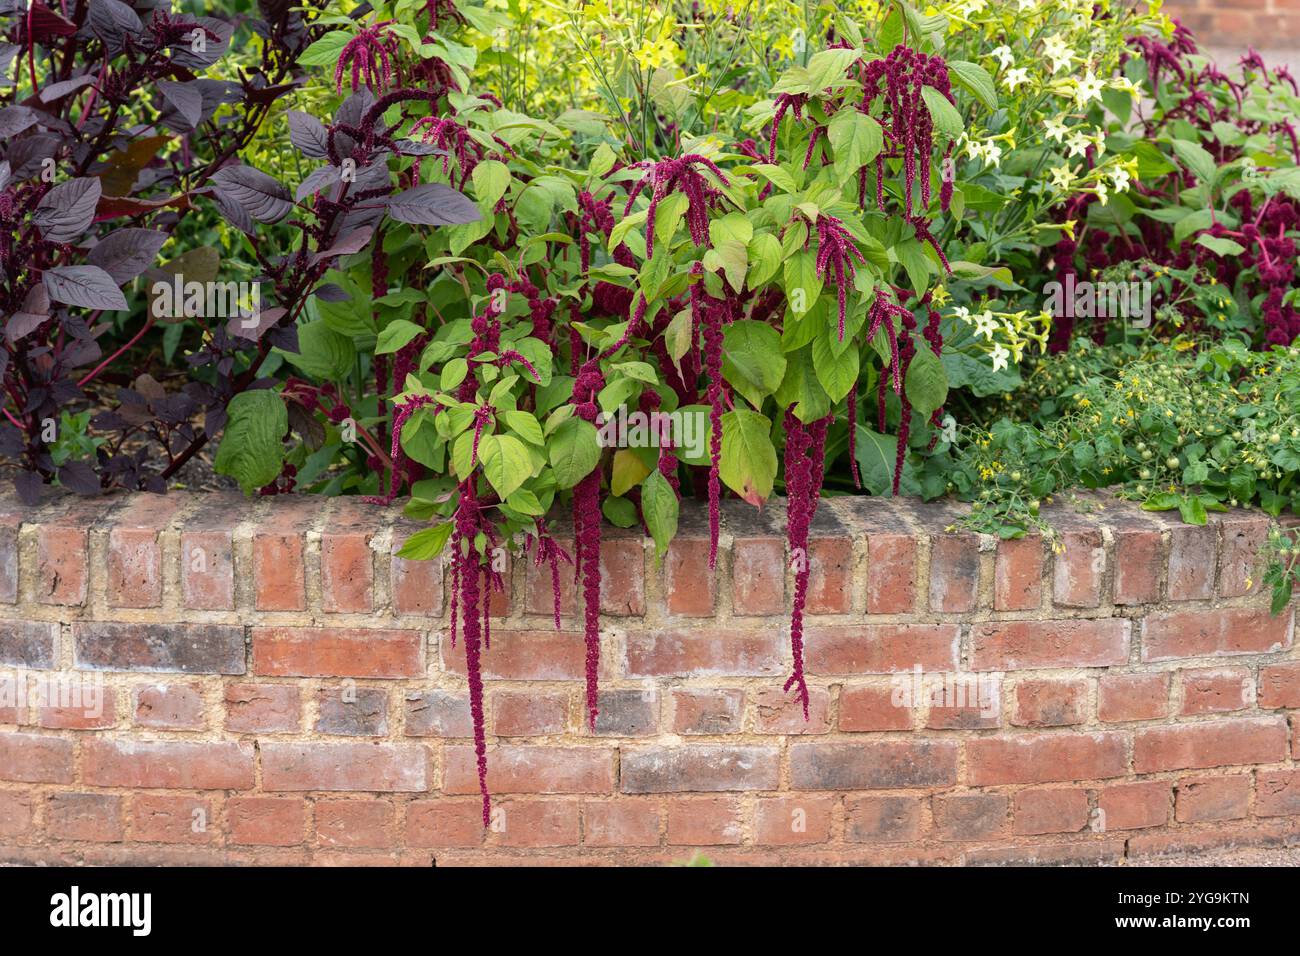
left=0, top=490, right=1297, bottom=866
left=1164, top=1, right=1298, bottom=50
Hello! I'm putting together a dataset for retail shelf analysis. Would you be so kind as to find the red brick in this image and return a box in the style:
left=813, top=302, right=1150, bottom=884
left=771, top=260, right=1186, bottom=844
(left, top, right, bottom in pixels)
left=524, top=537, right=575, bottom=618
left=0, top=514, right=16, bottom=604
left=224, top=683, right=300, bottom=733
left=670, top=688, right=744, bottom=735
left=805, top=624, right=958, bottom=674
left=966, top=733, right=1127, bottom=785
left=933, top=793, right=1008, bottom=841
left=1133, top=717, right=1288, bottom=773
left=1260, top=663, right=1300, bottom=709
left=37, top=525, right=88, bottom=606
left=844, top=795, right=923, bottom=842
left=925, top=676, right=1002, bottom=729
left=492, top=692, right=568, bottom=736
left=582, top=800, right=660, bottom=847
left=390, top=534, right=443, bottom=616
left=731, top=537, right=785, bottom=614
left=971, top=619, right=1129, bottom=670
left=315, top=799, right=393, bottom=848
left=866, top=532, right=917, bottom=613
left=228, top=797, right=305, bottom=846
left=260, top=742, right=428, bottom=792
left=751, top=684, right=830, bottom=734
left=315, top=686, right=389, bottom=736
left=1142, top=608, right=1292, bottom=661
left=663, top=537, right=715, bottom=616
left=1256, top=770, right=1300, bottom=817
left=492, top=799, right=579, bottom=847
left=839, top=684, right=913, bottom=732
left=622, top=745, right=779, bottom=793
left=106, top=494, right=181, bottom=608
left=929, top=532, right=979, bottom=612
left=134, top=682, right=206, bottom=730
left=0, top=732, right=74, bottom=783
left=321, top=531, right=373, bottom=613
left=1176, top=775, right=1249, bottom=822
left=36, top=680, right=116, bottom=729
left=406, top=799, right=484, bottom=848
left=1053, top=529, right=1104, bottom=608
left=0, top=791, right=33, bottom=838
left=84, top=739, right=254, bottom=789
left=0, top=676, right=17, bottom=724
left=599, top=537, right=645, bottom=616
left=1179, top=667, right=1251, bottom=715
left=592, top=688, right=657, bottom=737
left=46, top=792, right=123, bottom=843
left=1218, top=514, right=1268, bottom=597
left=181, top=530, right=234, bottom=610
left=252, top=499, right=317, bottom=611
left=805, top=537, right=853, bottom=614
left=445, top=745, right=614, bottom=794
left=404, top=690, right=471, bottom=737
left=754, top=795, right=833, bottom=845
left=1012, top=679, right=1087, bottom=728
left=1113, top=527, right=1162, bottom=604
left=131, top=795, right=212, bottom=844
left=1097, top=781, right=1170, bottom=831
left=625, top=629, right=782, bottom=678
left=253, top=626, right=422, bottom=678
left=0, top=620, right=58, bottom=669
left=1166, top=523, right=1216, bottom=601
left=1098, top=672, right=1169, bottom=723
left=995, top=536, right=1043, bottom=611
left=445, top=629, right=584, bottom=680
left=73, top=622, right=245, bottom=674
left=1013, top=788, right=1088, bottom=835
left=791, top=740, right=958, bottom=789
left=666, top=796, right=741, bottom=845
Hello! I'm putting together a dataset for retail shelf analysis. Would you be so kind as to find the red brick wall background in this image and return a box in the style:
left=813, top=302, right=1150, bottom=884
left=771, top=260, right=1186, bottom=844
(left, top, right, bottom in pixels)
left=1164, top=1, right=1298, bottom=50
left=0, top=491, right=1297, bottom=865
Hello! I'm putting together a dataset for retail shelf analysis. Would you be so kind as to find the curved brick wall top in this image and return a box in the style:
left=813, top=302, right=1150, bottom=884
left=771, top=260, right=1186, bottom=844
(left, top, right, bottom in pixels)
left=0, top=490, right=1297, bottom=866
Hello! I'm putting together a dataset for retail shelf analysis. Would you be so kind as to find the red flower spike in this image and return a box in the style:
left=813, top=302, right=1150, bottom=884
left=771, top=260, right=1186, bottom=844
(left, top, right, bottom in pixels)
left=335, top=21, right=401, bottom=95
left=623, top=154, right=730, bottom=259
left=812, top=214, right=868, bottom=340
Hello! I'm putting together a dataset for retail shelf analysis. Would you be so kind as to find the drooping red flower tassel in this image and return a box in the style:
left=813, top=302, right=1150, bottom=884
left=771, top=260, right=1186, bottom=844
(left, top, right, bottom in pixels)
left=450, top=479, right=490, bottom=826
left=783, top=407, right=831, bottom=719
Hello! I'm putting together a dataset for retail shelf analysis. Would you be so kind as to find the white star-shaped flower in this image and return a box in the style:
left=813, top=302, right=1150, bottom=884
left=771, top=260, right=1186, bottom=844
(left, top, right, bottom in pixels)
left=1049, top=163, right=1074, bottom=191
left=991, top=46, right=1015, bottom=70
left=1074, top=70, right=1104, bottom=108
left=1094, top=181, right=1109, bottom=206
left=990, top=343, right=1010, bottom=372
left=1002, top=68, right=1030, bottom=91
left=1044, top=117, right=1069, bottom=142
left=974, top=311, right=999, bottom=340
left=1066, top=132, right=1090, bottom=158
left=1110, top=166, right=1131, bottom=192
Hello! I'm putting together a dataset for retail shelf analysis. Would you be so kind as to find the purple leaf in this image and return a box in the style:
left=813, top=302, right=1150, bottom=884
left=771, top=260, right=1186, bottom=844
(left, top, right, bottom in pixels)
left=209, top=164, right=292, bottom=232
left=295, top=164, right=339, bottom=201
left=33, top=177, right=101, bottom=243
left=57, top=460, right=102, bottom=496
left=6, top=134, right=60, bottom=181
left=39, top=74, right=96, bottom=103
left=288, top=110, right=330, bottom=159
left=0, top=105, right=38, bottom=138
left=311, top=225, right=374, bottom=265
left=6, top=285, right=50, bottom=343
left=14, top=471, right=43, bottom=506
left=42, top=265, right=129, bottom=311
left=386, top=183, right=481, bottom=226
left=157, top=79, right=204, bottom=128
left=86, top=228, right=168, bottom=284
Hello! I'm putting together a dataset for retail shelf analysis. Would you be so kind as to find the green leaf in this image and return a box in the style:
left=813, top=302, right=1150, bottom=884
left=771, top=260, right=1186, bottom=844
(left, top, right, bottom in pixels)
left=1173, top=208, right=1214, bottom=245
left=1171, top=138, right=1217, bottom=186
left=1271, top=578, right=1293, bottom=617
left=505, top=488, right=545, bottom=516
left=904, top=346, right=948, bottom=416
left=376, top=319, right=425, bottom=355
left=783, top=248, right=823, bottom=316
left=947, top=60, right=997, bottom=111
left=471, top=159, right=511, bottom=208
left=214, top=390, right=287, bottom=495
left=277, top=321, right=355, bottom=380
left=720, top=409, right=777, bottom=505
left=853, top=425, right=918, bottom=496
left=723, top=320, right=786, bottom=409
left=1178, top=495, right=1208, bottom=526
left=547, top=417, right=601, bottom=489
left=501, top=409, right=544, bottom=446
left=298, top=31, right=350, bottom=66
left=811, top=332, right=859, bottom=403
left=396, top=523, right=454, bottom=560
left=1195, top=234, right=1246, bottom=257
left=919, top=86, right=962, bottom=143
left=641, top=469, right=679, bottom=561
left=602, top=495, right=639, bottom=528
left=747, top=233, right=782, bottom=287
left=827, top=109, right=884, bottom=179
